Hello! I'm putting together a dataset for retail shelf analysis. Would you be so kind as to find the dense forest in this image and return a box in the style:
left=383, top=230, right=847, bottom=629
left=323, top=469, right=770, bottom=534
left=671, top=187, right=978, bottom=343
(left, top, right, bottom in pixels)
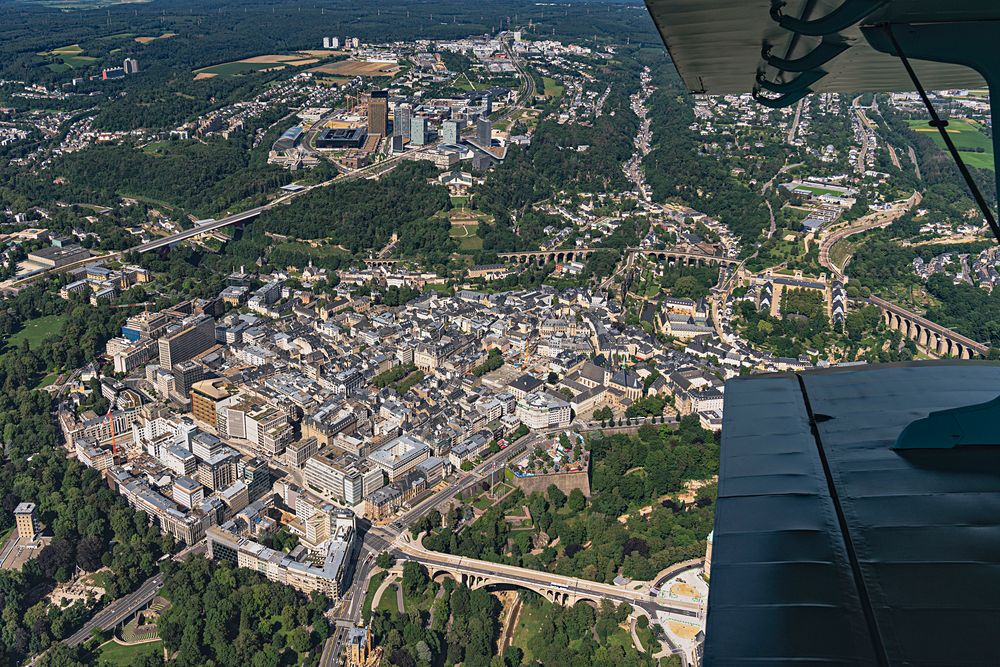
left=47, top=139, right=298, bottom=218
left=155, top=556, right=331, bottom=666
left=474, top=54, right=643, bottom=253
left=423, top=419, right=718, bottom=582
left=255, top=160, right=452, bottom=257
left=640, top=55, right=773, bottom=245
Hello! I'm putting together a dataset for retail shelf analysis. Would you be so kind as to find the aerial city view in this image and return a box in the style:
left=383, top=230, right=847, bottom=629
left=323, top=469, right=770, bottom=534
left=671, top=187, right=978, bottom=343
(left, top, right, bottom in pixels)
left=0, top=0, right=999, bottom=665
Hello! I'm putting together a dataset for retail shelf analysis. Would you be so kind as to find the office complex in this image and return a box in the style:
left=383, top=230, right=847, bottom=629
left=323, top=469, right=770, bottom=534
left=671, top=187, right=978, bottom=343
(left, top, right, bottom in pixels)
left=410, top=117, right=427, bottom=146
left=441, top=119, right=461, bottom=144
left=315, top=127, right=368, bottom=149
left=515, top=392, right=572, bottom=430
left=206, top=507, right=356, bottom=599
left=190, top=378, right=233, bottom=426
left=394, top=103, right=412, bottom=138
left=367, top=91, right=388, bottom=136
left=158, top=315, right=215, bottom=368
left=476, top=117, right=492, bottom=147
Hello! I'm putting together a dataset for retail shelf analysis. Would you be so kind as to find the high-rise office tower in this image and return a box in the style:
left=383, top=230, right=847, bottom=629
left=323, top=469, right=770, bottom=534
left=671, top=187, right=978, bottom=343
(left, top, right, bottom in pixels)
left=158, top=316, right=215, bottom=369
left=442, top=119, right=460, bottom=144
left=476, top=117, right=492, bottom=147
left=411, top=117, right=428, bottom=146
left=483, top=92, right=493, bottom=117
left=368, top=91, right=388, bottom=136
left=394, top=103, right=412, bottom=138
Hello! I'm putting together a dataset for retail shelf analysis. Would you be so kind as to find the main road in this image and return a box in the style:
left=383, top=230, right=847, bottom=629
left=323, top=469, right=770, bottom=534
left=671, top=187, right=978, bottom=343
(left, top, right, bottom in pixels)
left=62, top=573, right=164, bottom=648
left=818, top=190, right=922, bottom=280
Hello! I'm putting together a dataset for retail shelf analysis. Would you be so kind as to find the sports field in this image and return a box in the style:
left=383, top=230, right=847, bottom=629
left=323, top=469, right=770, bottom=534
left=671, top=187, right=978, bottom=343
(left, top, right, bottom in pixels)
left=908, top=118, right=994, bottom=170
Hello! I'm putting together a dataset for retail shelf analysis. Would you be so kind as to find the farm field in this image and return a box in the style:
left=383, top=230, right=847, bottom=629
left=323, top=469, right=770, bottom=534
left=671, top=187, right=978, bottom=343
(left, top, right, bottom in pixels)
left=194, top=52, right=332, bottom=78
left=908, top=118, right=994, bottom=170
left=308, top=60, right=401, bottom=77
left=135, top=32, right=176, bottom=44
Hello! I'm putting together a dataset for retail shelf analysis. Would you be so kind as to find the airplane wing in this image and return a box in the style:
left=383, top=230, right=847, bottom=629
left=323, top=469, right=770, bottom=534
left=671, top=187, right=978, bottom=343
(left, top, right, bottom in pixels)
left=643, top=0, right=995, bottom=95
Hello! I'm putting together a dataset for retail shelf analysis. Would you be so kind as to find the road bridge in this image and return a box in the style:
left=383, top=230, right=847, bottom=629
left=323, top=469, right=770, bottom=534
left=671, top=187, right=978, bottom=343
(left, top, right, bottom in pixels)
left=394, top=540, right=701, bottom=616
left=869, top=295, right=988, bottom=359
left=496, top=247, right=739, bottom=268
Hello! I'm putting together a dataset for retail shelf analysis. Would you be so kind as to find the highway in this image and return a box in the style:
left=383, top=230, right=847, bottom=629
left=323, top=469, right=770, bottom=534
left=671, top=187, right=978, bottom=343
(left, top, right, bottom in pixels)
left=50, top=540, right=206, bottom=657
left=6, top=142, right=438, bottom=292
left=63, top=573, right=164, bottom=647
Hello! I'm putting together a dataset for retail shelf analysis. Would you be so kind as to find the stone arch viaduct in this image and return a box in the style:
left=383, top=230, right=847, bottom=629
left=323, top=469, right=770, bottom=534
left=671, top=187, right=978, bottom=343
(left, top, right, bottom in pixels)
left=496, top=247, right=740, bottom=268
left=869, top=296, right=988, bottom=359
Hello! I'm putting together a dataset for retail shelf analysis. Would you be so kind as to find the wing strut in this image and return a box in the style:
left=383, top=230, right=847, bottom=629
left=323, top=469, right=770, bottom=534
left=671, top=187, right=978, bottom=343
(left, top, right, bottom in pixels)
left=881, top=25, right=1000, bottom=244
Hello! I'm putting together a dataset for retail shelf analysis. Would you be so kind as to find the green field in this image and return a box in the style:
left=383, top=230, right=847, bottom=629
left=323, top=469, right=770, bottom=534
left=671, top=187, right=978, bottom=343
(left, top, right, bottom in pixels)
left=96, top=640, right=163, bottom=666
left=5, top=314, right=66, bottom=352
left=543, top=76, right=565, bottom=98
left=377, top=583, right=401, bottom=613
left=450, top=224, right=482, bottom=252
left=908, top=118, right=994, bottom=170
left=362, top=571, right=387, bottom=624
left=40, top=44, right=97, bottom=71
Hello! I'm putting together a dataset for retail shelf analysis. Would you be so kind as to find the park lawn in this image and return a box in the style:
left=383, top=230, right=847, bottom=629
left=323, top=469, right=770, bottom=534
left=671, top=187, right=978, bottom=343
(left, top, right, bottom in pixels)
left=510, top=599, right=549, bottom=663
left=454, top=73, right=477, bottom=91
left=450, top=195, right=470, bottom=208
left=423, top=282, right=452, bottom=293
left=363, top=571, right=388, bottom=624
left=378, top=583, right=401, bottom=614
left=636, top=623, right=656, bottom=653
left=543, top=76, right=564, bottom=98
left=908, top=118, right=994, bottom=170
left=96, top=639, right=163, bottom=666
left=459, top=234, right=483, bottom=251
left=450, top=224, right=483, bottom=252
left=607, top=626, right=637, bottom=653
left=5, top=314, right=66, bottom=352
